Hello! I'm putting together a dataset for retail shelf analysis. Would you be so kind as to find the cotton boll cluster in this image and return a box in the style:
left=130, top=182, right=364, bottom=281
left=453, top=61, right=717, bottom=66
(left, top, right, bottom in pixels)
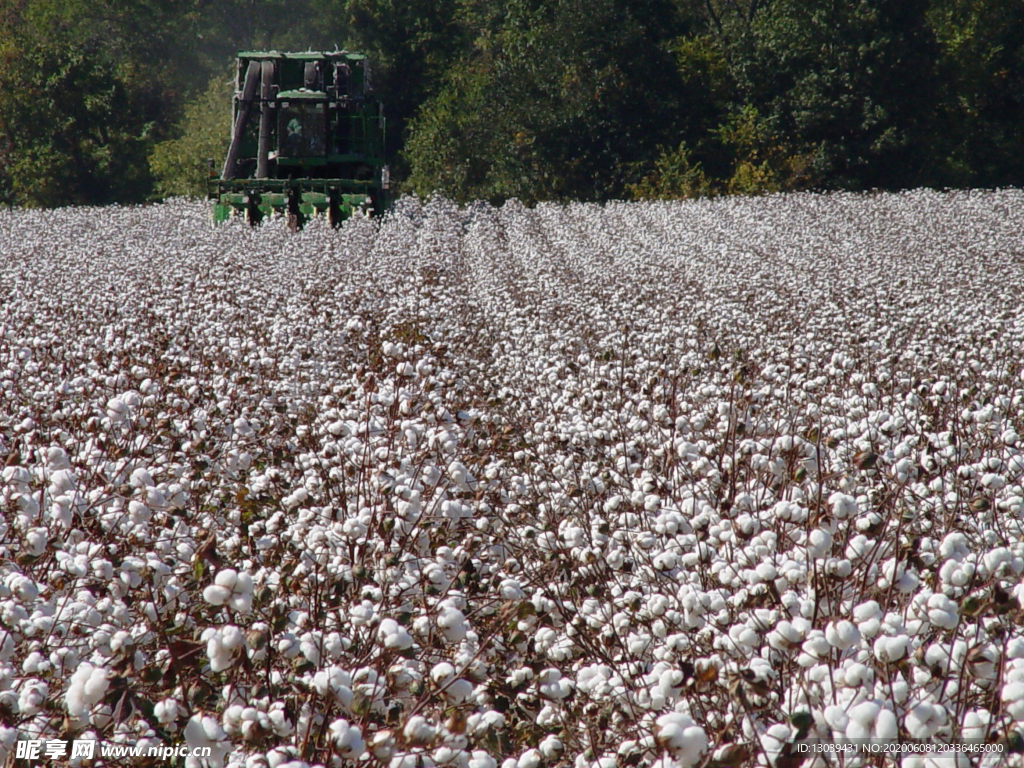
left=65, top=663, right=109, bottom=720
left=3, top=192, right=1024, bottom=766
left=203, top=569, right=254, bottom=613
left=655, top=713, right=708, bottom=767
left=436, top=600, right=469, bottom=643
left=203, top=625, right=246, bottom=672
left=328, top=718, right=365, bottom=757
left=184, top=714, right=232, bottom=768
left=377, top=618, right=414, bottom=650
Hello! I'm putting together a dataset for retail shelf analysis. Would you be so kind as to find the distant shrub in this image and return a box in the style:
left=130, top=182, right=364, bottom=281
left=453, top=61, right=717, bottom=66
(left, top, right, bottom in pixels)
left=149, top=74, right=232, bottom=199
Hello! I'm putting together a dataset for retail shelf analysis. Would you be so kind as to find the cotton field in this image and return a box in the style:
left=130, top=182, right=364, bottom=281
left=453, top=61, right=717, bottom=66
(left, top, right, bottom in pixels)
left=2, top=190, right=1024, bottom=768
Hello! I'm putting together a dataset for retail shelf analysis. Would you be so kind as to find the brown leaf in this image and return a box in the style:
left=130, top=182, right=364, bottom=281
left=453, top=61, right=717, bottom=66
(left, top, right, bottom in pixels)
left=194, top=533, right=222, bottom=568
left=854, top=450, right=878, bottom=469
left=712, top=743, right=752, bottom=768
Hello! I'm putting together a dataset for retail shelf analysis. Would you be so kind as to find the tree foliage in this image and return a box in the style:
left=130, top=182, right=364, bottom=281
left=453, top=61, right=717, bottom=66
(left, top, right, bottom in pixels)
left=0, top=0, right=1021, bottom=206
left=149, top=74, right=232, bottom=198
left=0, top=40, right=157, bottom=207
left=405, top=0, right=687, bottom=203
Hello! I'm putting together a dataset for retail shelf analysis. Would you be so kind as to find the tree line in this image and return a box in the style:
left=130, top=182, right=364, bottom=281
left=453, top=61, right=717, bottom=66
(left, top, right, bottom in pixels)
left=0, top=0, right=1021, bottom=207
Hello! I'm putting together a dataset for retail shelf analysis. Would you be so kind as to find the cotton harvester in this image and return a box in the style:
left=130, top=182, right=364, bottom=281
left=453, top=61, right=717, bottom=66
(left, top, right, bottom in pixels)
left=208, top=51, right=390, bottom=228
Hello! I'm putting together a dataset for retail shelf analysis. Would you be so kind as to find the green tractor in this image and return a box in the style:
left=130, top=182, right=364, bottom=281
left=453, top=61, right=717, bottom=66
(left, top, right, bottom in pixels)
left=208, top=51, right=390, bottom=228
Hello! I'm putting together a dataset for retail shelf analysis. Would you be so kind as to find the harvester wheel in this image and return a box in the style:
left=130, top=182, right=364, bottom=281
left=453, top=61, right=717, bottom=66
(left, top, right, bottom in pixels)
left=245, top=198, right=262, bottom=227
left=287, top=191, right=302, bottom=232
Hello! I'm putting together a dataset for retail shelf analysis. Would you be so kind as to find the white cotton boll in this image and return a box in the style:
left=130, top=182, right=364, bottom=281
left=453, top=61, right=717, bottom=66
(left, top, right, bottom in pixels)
left=961, top=709, right=991, bottom=741
left=807, top=528, right=832, bottom=559
left=846, top=701, right=897, bottom=740
left=802, top=631, right=832, bottom=659
left=1001, top=681, right=1024, bottom=719
left=982, top=547, right=1012, bottom=576
left=517, top=749, right=541, bottom=768
left=129, top=467, right=155, bottom=488
left=25, top=527, right=47, bottom=556
left=842, top=662, right=871, bottom=687
left=760, top=724, right=792, bottom=759
left=206, top=626, right=244, bottom=672
left=904, top=701, right=946, bottom=739
left=23, top=651, right=47, bottom=674
left=926, top=593, right=959, bottom=629
left=377, top=618, right=413, bottom=650
left=1007, top=638, right=1024, bottom=659
left=469, top=752, right=497, bottom=768
left=229, top=578, right=253, bottom=613
left=499, top=579, right=525, bottom=599
left=659, top=668, right=686, bottom=695
left=777, top=618, right=809, bottom=645
left=18, top=680, right=48, bottom=716
left=342, top=517, right=367, bottom=539
left=65, top=663, right=109, bottom=718
left=982, top=473, right=1005, bottom=490
left=128, top=499, right=151, bottom=523
left=203, top=569, right=253, bottom=613
left=8, top=575, right=38, bottom=602
left=853, top=600, right=882, bottom=624
left=215, top=569, right=239, bottom=590
left=823, top=704, right=849, bottom=734
left=203, top=585, right=232, bottom=606
left=267, top=706, right=292, bottom=737
left=444, top=678, right=474, bottom=703
left=403, top=715, right=435, bottom=745
left=655, top=713, right=708, bottom=768
left=755, top=562, right=777, bottom=582
left=49, top=497, right=73, bottom=527
left=825, top=620, right=861, bottom=651
left=829, top=492, right=858, bottom=518
left=437, top=604, right=468, bottom=642
left=220, top=625, right=244, bottom=650
left=208, top=649, right=232, bottom=674
left=772, top=500, right=807, bottom=523
left=46, top=446, right=70, bottom=470
left=447, top=460, right=477, bottom=491
left=538, top=668, right=572, bottom=700
left=538, top=736, right=563, bottom=759
left=939, top=532, right=969, bottom=562
left=107, top=398, right=129, bottom=423
left=49, top=468, right=76, bottom=494
left=873, top=634, right=910, bottom=663
left=222, top=704, right=244, bottom=733
left=184, top=714, right=231, bottom=768
left=155, top=698, right=180, bottom=724
left=329, top=718, right=365, bottom=758
left=81, top=666, right=109, bottom=699
left=431, top=662, right=456, bottom=686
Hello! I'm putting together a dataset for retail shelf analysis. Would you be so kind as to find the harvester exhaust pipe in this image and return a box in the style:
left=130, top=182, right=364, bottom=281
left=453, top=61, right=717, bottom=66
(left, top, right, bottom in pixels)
left=256, top=61, right=275, bottom=178
left=221, top=60, right=262, bottom=180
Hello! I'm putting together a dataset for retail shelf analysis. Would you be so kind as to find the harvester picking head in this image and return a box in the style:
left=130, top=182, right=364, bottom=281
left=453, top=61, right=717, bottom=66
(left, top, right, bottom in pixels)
left=209, top=51, right=390, bottom=228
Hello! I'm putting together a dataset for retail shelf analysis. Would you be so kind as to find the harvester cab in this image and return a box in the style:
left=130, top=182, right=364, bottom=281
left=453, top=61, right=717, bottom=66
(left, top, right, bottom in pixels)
left=208, top=51, right=390, bottom=228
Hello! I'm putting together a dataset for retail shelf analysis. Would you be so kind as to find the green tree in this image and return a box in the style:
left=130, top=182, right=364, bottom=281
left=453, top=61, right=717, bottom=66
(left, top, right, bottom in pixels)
left=0, top=39, right=157, bottom=206
left=927, top=0, right=1024, bottom=186
left=149, top=73, right=232, bottom=197
left=717, top=0, right=941, bottom=190
left=404, top=0, right=687, bottom=203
